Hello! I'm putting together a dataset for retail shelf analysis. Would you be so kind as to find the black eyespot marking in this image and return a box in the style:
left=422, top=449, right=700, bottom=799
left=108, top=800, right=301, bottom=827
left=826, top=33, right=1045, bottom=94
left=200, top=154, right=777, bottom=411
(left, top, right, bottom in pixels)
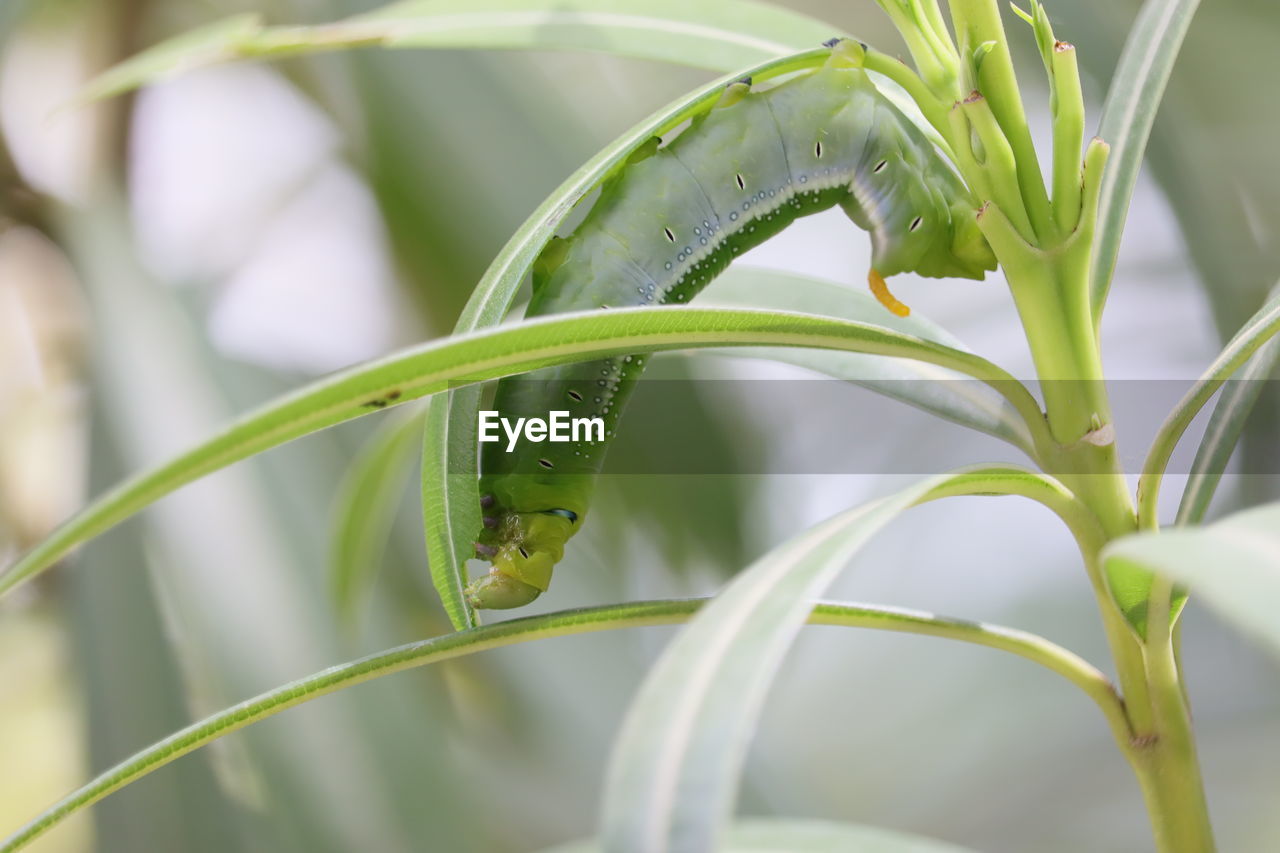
left=518, top=547, right=530, bottom=559
left=567, top=389, right=583, bottom=402
left=544, top=508, right=578, bottom=522
left=664, top=227, right=676, bottom=242
left=538, top=458, right=554, bottom=469
left=910, top=216, right=923, bottom=231
left=736, top=76, right=752, bottom=87
left=735, top=173, right=745, bottom=190
left=823, top=37, right=842, bottom=48
left=815, top=140, right=823, bottom=159
left=874, top=160, right=888, bottom=173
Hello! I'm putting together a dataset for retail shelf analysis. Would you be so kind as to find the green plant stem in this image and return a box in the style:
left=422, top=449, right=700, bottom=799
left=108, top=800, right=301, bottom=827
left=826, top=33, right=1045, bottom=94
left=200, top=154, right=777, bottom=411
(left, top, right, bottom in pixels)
left=977, top=137, right=1215, bottom=851
left=913, top=0, right=956, bottom=66
left=1129, top=579, right=1216, bottom=853
left=948, top=0, right=1054, bottom=240
left=960, top=92, right=1035, bottom=240
left=872, top=1, right=958, bottom=96
left=862, top=50, right=955, bottom=153
left=0, top=598, right=1123, bottom=853
left=1049, top=42, right=1085, bottom=233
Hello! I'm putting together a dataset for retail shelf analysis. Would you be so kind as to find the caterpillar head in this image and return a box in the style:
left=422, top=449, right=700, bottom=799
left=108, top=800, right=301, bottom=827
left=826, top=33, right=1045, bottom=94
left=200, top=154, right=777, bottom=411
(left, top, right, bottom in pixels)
left=466, top=477, right=587, bottom=609
left=888, top=184, right=996, bottom=282
left=943, top=201, right=998, bottom=279
left=467, top=509, right=575, bottom=609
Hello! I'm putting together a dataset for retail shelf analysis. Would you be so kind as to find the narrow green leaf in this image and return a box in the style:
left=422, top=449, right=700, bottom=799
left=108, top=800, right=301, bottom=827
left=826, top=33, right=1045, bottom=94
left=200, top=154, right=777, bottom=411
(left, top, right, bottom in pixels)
left=547, top=817, right=979, bottom=852
left=0, top=595, right=1108, bottom=853
left=330, top=408, right=426, bottom=623
left=77, top=13, right=265, bottom=103
left=600, top=465, right=1076, bottom=852
left=422, top=391, right=484, bottom=631
left=699, top=267, right=1036, bottom=452
left=357, top=0, right=838, bottom=67
left=0, top=306, right=1040, bottom=602
left=418, top=46, right=833, bottom=632
left=1104, top=288, right=1280, bottom=633
left=1105, top=501, right=1280, bottom=661
left=1177, top=334, right=1280, bottom=527
left=1137, top=287, right=1280, bottom=529
left=81, top=0, right=839, bottom=102
left=1090, top=0, right=1202, bottom=324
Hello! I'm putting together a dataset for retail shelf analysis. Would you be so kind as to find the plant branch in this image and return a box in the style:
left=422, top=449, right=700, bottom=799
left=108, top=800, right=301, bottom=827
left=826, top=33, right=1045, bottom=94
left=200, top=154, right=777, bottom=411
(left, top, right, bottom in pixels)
left=960, top=91, right=1035, bottom=239
left=948, top=0, right=1053, bottom=239
left=862, top=49, right=956, bottom=155
left=1049, top=41, right=1085, bottom=233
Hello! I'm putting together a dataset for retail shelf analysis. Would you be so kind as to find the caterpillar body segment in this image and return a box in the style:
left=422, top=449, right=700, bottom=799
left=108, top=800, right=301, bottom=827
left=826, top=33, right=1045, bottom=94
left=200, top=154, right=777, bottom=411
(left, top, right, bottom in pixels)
left=466, top=41, right=996, bottom=609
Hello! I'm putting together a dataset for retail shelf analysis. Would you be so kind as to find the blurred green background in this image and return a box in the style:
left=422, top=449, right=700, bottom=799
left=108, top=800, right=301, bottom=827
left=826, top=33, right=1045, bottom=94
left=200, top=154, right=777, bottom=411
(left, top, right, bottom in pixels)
left=0, top=1, right=1277, bottom=851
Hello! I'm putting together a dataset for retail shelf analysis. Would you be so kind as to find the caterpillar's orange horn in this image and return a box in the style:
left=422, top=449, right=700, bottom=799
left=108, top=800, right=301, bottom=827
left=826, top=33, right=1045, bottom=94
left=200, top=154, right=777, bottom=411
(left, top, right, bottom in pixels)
left=868, top=269, right=911, bottom=317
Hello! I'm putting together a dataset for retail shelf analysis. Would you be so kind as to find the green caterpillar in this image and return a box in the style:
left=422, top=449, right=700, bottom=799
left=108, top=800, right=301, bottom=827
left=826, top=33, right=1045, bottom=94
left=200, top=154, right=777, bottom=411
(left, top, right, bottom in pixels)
left=466, top=39, right=996, bottom=609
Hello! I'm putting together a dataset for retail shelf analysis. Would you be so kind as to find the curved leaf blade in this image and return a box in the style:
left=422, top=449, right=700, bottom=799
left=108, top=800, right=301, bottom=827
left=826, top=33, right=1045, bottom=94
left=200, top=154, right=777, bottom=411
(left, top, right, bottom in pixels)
left=1, top=593, right=1098, bottom=853
left=699, top=267, right=1035, bottom=452
left=600, top=465, right=1055, bottom=853
left=1138, top=287, right=1280, bottom=528
left=1090, top=0, right=1202, bottom=324
left=1105, top=501, right=1280, bottom=661
left=359, top=0, right=837, bottom=67
left=330, top=408, right=426, bottom=623
left=0, top=306, right=1035, bottom=601
left=419, top=46, right=833, bottom=631
left=78, top=13, right=265, bottom=103
left=81, top=0, right=838, bottom=102
left=1176, top=334, right=1280, bottom=527
left=1104, top=288, right=1280, bottom=632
